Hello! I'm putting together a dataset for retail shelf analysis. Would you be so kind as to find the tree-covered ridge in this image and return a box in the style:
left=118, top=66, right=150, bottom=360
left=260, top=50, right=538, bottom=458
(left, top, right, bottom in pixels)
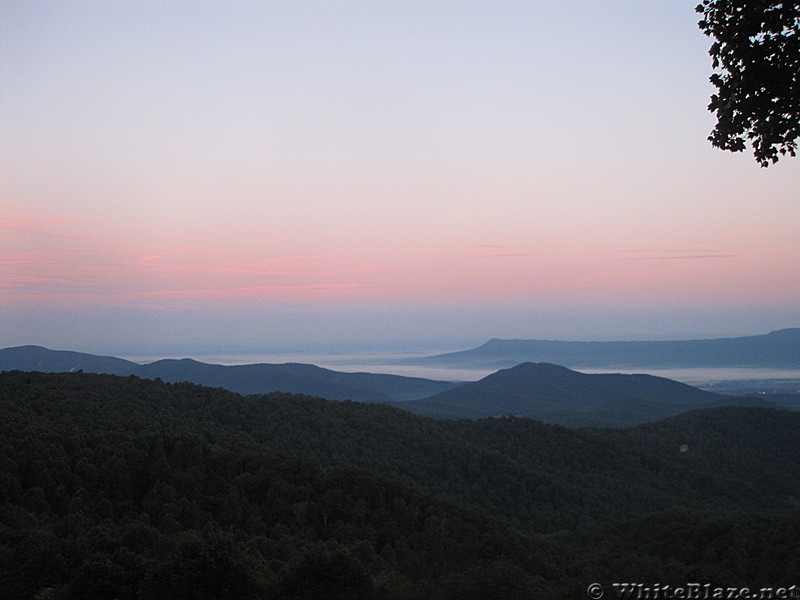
left=0, top=372, right=560, bottom=599
left=0, top=427, right=553, bottom=599
left=1, top=371, right=799, bottom=598
left=6, top=371, right=798, bottom=530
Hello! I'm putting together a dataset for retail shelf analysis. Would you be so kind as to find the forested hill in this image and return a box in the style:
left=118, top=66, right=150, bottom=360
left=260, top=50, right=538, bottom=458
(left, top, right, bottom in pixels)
left=408, top=328, right=800, bottom=369
left=399, top=362, right=775, bottom=426
left=1, top=371, right=799, bottom=598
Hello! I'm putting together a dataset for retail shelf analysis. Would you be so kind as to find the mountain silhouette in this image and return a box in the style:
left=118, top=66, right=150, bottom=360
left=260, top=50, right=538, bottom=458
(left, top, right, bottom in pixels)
left=133, top=358, right=456, bottom=401
left=0, top=345, right=787, bottom=426
left=400, top=362, right=775, bottom=426
left=407, top=328, right=800, bottom=369
left=0, top=345, right=138, bottom=374
left=0, top=345, right=456, bottom=402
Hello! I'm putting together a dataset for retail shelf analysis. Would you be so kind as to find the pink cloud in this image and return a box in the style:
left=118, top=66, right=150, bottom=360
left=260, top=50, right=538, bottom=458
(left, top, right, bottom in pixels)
left=0, top=215, right=82, bottom=240
left=467, top=242, right=535, bottom=258
left=644, top=254, right=734, bottom=260
left=3, top=206, right=798, bottom=310
left=135, top=282, right=376, bottom=302
left=468, top=252, right=536, bottom=258
left=1, top=218, right=378, bottom=305
left=616, top=249, right=735, bottom=261
left=133, top=255, right=161, bottom=264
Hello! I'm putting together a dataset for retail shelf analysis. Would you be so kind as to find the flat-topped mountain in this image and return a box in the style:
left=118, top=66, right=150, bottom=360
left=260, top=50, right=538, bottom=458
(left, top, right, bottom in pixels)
left=407, top=328, right=800, bottom=369
left=400, top=362, right=775, bottom=426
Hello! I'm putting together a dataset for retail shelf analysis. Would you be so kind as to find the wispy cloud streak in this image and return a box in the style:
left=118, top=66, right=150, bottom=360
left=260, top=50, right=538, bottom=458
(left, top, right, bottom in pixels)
left=1, top=214, right=374, bottom=305
left=0, top=215, right=83, bottom=240
left=615, top=249, right=735, bottom=261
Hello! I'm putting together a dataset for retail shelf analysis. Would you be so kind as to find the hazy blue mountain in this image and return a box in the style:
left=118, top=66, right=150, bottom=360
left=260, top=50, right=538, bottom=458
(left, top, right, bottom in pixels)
left=133, top=358, right=457, bottom=401
left=407, top=328, right=800, bottom=369
left=0, top=345, right=457, bottom=402
left=0, top=345, right=138, bottom=375
left=0, top=343, right=788, bottom=421
left=399, top=362, right=777, bottom=426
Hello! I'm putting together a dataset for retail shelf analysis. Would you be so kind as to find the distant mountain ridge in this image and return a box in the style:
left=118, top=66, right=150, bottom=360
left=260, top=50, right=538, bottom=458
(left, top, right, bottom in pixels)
left=132, top=358, right=458, bottom=401
left=0, top=345, right=457, bottom=402
left=407, top=328, right=800, bottom=369
left=400, top=362, right=778, bottom=427
left=2, top=343, right=794, bottom=428
left=0, top=345, right=139, bottom=374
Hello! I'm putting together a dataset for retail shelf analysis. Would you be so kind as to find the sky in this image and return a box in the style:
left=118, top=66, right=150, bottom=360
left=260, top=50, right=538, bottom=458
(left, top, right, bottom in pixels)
left=2, top=1, right=799, bottom=356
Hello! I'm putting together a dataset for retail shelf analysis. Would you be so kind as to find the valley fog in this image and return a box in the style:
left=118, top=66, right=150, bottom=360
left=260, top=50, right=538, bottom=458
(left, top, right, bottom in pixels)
left=117, top=350, right=800, bottom=389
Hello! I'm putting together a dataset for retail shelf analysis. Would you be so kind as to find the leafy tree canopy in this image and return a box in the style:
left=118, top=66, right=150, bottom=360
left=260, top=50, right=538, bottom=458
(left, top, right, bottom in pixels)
left=696, top=1, right=800, bottom=166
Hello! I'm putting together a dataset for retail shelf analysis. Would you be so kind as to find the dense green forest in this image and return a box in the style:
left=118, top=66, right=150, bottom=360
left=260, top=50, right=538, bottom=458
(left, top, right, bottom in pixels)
left=1, top=371, right=799, bottom=598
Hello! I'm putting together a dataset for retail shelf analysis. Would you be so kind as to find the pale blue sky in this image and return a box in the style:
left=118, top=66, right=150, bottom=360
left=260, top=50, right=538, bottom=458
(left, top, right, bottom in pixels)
left=2, top=1, right=799, bottom=354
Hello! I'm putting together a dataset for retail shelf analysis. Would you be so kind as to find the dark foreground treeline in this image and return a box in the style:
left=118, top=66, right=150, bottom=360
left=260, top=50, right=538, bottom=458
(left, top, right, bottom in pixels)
left=1, top=371, right=799, bottom=599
